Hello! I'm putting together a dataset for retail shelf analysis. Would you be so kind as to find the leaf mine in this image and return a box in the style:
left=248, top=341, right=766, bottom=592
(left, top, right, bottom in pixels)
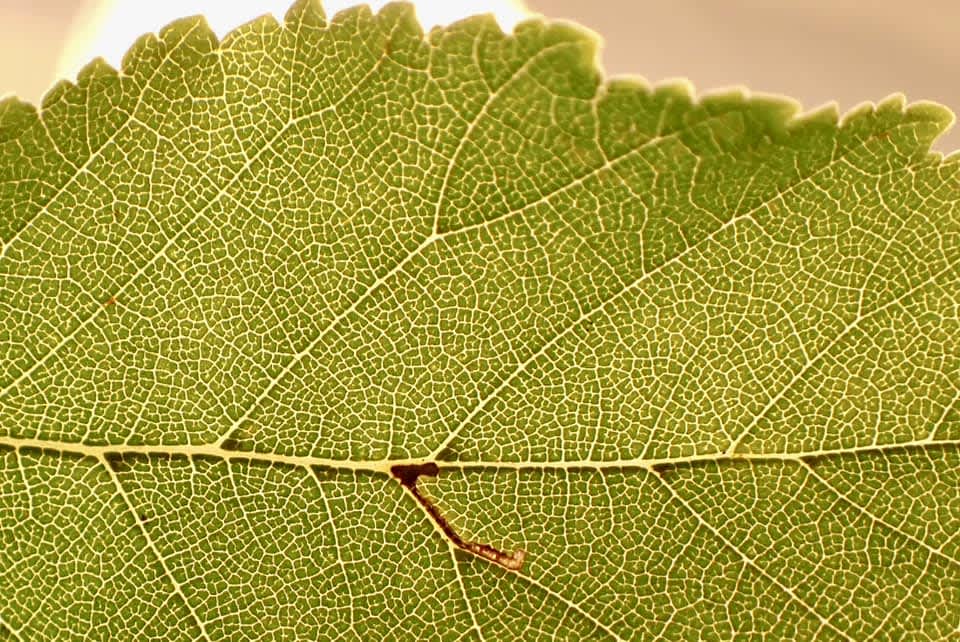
left=392, top=463, right=526, bottom=571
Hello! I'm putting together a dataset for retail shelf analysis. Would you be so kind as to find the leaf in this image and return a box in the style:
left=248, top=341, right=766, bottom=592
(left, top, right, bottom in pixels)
left=0, top=1, right=958, bottom=640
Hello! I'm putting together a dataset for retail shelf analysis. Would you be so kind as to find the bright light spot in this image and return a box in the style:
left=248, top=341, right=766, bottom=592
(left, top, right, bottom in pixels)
left=57, top=0, right=531, bottom=83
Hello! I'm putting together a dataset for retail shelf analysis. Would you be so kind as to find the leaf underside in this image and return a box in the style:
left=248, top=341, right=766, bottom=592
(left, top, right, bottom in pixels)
left=1, top=1, right=958, bottom=640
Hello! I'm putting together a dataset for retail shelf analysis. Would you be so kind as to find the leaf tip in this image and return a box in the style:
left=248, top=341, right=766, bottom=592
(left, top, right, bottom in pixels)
left=895, top=94, right=956, bottom=156
left=904, top=98, right=956, bottom=152
left=0, top=94, right=37, bottom=143
left=792, top=101, right=841, bottom=129
left=284, top=0, right=326, bottom=29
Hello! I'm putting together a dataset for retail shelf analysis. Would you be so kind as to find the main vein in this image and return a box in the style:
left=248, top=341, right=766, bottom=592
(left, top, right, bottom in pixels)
left=0, top=434, right=955, bottom=474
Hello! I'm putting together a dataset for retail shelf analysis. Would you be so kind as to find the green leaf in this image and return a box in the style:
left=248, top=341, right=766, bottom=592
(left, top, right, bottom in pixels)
left=1, top=1, right=958, bottom=640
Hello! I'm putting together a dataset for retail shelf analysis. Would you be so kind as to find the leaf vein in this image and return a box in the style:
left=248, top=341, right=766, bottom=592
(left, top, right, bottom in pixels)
left=0, top=23, right=396, bottom=404
left=2, top=435, right=957, bottom=472
left=648, top=467, right=856, bottom=641
left=800, top=459, right=960, bottom=568
left=0, top=610, right=24, bottom=642
left=309, top=468, right=362, bottom=642
left=726, top=259, right=958, bottom=454
left=100, top=454, right=213, bottom=642
left=431, top=40, right=580, bottom=235
left=0, top=21, right=205, bottom=255
left=448, top=546, right=487, bottom=642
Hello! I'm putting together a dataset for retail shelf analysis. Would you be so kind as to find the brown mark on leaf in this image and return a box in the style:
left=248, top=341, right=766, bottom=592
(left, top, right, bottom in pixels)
left=103, top=451, right=129, bottom=473
left=802, top=454, right=824, bottom=468
left=650, top=462, right=673, bottom=480
left=391, top=462, right=526, bottom=572
left=104, top=296, right=117, bottom=307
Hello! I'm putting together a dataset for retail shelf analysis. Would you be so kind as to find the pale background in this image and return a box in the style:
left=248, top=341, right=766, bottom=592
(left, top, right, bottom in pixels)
left=1, top=0, right=957, bottom=152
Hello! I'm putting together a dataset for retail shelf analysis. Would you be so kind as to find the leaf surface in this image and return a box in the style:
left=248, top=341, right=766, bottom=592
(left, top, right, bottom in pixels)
left=0, top=2, right=958, bottom=640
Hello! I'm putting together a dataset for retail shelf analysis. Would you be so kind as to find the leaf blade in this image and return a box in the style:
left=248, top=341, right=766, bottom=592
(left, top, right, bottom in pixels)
left=1, top=1, right=958, bottom=639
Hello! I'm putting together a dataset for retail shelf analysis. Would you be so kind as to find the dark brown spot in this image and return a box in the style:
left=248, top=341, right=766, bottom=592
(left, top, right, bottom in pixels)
left=651, top=462, right=673, bottom=477
left=803, top=454, right=824, bottom=468
left=390, top=462, right=439, bottom=488
left=104, top=296, right=116, bottom=307
left=104, top=452, right=127, bottom=473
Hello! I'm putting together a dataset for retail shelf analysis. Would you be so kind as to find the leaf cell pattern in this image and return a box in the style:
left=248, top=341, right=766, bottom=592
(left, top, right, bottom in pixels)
left=0, top=1, right=958, bottom=640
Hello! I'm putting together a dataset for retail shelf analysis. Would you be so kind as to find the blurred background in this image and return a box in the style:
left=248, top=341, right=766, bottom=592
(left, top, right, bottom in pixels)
left=1, top=0, right=957, bottom=152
